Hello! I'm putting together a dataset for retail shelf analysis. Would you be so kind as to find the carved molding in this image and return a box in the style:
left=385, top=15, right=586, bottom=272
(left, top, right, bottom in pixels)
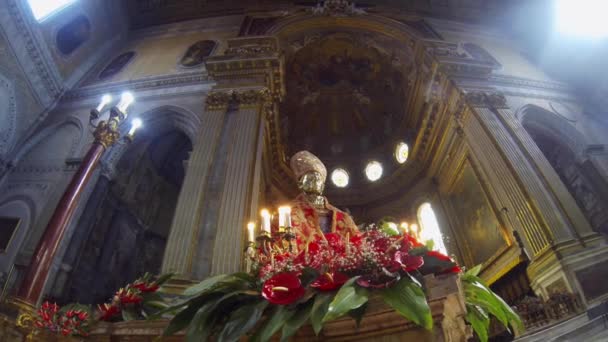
left=4, top=0, right=63, bottom=103
left=0, top=73, right=17, bottom=157
left=205, top=88, right=273, bottom=110
left=309, top=0, right=366, bottom=16
left=465, top=91, right=508, bottom=109
left=63, top=72, right=214, bottom=102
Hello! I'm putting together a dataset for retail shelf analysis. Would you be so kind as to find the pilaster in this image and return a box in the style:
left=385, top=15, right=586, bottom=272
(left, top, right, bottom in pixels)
left=465, top=91, right=608, bottom=305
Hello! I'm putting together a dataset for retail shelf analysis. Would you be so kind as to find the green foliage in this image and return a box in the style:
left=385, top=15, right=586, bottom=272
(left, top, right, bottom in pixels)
left=310, top=292, right=334, bottom=335
left=251, top=305, right=295, bottom=342
left=323, top=277, right=369, bottom=323
left=462, top=265, right=523, bottom=341
left=378, top=217, right=401, bottom=236
left=281, top=300, right=314, bottom=342
left=348, top=302, right=368, bottom=328
left=380, top=274, right=433, bottom=330
left=218, top=300, right=268, bottom=342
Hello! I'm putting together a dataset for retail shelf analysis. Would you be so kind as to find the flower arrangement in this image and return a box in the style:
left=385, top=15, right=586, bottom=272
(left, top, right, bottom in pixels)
left=156, top=223, right=520, bottom=342
left=34, top=302, right=91, bottom=337
left=33, top=272, right=172, bottom=337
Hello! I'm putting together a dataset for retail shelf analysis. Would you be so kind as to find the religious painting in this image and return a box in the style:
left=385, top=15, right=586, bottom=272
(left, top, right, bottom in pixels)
left=56, top=15, right=91, bottom=55
left=179, top=40, right=216, bottom=68
left=98, top=51, right=136, bottom=80
left=281, top=31, right=413, bottom=164
left=0, top=217, right=20, bottom=253
left=447, top=159, right=507, bottom=266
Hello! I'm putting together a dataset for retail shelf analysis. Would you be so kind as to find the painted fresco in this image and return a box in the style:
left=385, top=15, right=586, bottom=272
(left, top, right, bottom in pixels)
left=448, top=159, right=507, bottom=266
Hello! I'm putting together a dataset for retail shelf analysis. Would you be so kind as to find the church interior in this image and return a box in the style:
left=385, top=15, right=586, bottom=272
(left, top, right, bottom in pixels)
left=0, top=0, right=607, bottom=341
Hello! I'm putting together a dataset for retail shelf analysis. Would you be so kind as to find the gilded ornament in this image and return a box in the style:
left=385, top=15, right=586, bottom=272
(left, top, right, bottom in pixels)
left=205, top=91, right=234, bottom=110
left=465, top=91, right=508, bottom=109
left=93, top=121, right=120, bottom=148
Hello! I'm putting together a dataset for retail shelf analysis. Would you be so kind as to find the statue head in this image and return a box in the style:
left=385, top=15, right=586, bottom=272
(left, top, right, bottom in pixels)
left=290, top=151, right=327, bottom=195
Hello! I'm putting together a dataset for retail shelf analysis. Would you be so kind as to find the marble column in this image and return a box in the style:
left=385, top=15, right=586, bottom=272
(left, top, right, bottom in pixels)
left=160, top=108, right=224, bottom=277
left=210, top=99, right=265, bottom=275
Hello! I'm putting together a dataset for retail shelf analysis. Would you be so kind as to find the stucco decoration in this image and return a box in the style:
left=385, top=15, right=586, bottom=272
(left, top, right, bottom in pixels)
left=179, top=40, right=216, bottom=68
left=0, top=73, right=17, bottom=158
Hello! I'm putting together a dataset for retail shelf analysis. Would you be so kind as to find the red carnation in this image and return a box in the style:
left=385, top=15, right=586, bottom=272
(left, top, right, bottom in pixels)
left=262, top=272, right=305, bottom=305
left=310, top=272, right=349, bottom=291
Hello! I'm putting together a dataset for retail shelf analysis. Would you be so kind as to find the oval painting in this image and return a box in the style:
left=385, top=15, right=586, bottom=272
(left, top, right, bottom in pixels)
left=180, top=40, right=216, bottom=68
left=99, top=51, right=136, bottom=80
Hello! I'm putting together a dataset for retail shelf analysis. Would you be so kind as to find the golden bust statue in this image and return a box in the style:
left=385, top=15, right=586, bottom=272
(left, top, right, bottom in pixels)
left=289, top=151, right=358, bottom=243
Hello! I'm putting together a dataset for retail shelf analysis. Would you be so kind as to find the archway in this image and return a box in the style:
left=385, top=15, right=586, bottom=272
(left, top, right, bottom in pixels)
left=57, top=127, right=192, bottom=304
left=521, top=106, right=608, bottom=234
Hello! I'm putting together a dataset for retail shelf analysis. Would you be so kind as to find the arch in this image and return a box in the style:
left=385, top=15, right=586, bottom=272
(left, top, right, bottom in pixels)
left=518, top=104, right=587, bottom=161
left=520, top=105, right=608, bottom=234
left=56, top=15, right=91, bottom=55
left=102, top=105, right=200, bottom=179
left=0, top=196, right=36, bottom=272
left=12, top=116, right=84, bottom=164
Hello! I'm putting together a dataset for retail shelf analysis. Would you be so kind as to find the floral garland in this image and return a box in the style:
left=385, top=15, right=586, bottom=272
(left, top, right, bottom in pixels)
left=34, top=273, right=172, bottom=337
left=155, top=224, right=515, bottom=342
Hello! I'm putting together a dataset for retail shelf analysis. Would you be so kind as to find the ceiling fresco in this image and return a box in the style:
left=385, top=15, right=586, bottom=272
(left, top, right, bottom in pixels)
left=280, top=30, right=416, bottom=187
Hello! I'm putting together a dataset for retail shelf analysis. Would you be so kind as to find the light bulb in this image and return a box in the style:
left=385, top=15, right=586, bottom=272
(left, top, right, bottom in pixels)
left=96, top=94, right=112, bottom=112
left=128, top=118, right=142, bottom=135
left=117, top=92, right=134, bottom=113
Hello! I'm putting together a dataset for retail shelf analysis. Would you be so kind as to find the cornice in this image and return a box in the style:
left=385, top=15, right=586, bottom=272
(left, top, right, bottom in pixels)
left=2, top=0, right=63, bottom=105
left=63, top=72, right=215, bottom=101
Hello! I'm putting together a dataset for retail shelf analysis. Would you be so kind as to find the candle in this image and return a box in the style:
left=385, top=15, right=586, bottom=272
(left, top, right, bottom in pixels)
left=261, top=209, right=271, bottom=234
left=278, top=206, right=291, bottom=228
left=247, top=222, right=255, bottom=242
left=400, top=222, right=409, bottom=235
left=410, top=223, right=420, bottom=239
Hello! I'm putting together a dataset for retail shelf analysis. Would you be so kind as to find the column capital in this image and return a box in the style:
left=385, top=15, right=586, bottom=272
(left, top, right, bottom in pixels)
left=465, top=91, right=508, bottom=109
left=205, top=36, right=284, bottom=102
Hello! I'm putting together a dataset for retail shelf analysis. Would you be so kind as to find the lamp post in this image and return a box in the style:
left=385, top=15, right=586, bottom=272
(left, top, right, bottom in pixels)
left=14, top=92, right=142, bottom=309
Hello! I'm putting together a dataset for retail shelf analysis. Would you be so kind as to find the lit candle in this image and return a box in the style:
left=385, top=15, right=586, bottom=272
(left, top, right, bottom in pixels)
left=247, top=222, right=255, bottom=243
left=400, top=222, right=409, bottom=235
left=278, top=206, right=291, bottom=228
left=410, top=223, right=420, bottom=239
left=117, top=92, right=134, bottom=113
left=261, top=209, right=271, bottom=234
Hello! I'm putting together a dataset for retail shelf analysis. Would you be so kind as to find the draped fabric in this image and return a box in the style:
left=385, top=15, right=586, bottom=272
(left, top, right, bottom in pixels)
left=290, top=193, right=358, bottom=244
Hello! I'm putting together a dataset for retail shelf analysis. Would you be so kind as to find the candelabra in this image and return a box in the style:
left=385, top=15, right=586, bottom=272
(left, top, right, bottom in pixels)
left=245, top=206, right=296, bottom=272
left=14, top=91, right=143, bottom=320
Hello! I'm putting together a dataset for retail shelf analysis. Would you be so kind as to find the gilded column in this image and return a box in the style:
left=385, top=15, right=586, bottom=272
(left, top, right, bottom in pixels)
left=160, top=98, right=226, bottom=277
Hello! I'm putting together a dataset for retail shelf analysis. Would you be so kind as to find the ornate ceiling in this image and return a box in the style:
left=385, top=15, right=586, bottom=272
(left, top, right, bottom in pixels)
left=127, top=0, right=518, bottom=29
left=280, top=30, right=416, bottom=190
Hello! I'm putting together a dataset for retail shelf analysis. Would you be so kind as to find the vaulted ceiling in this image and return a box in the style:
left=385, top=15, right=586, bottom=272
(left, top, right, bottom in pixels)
left=126, top=0, right=521, bottom=29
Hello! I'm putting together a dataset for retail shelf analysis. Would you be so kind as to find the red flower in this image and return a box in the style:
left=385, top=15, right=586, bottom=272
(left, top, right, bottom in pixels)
left=426, top=250, right=452, bottom=261
left=117, top=287, right=143, bottom=305
left=406, top=234, right=424, bottom=248
left=132, top=281, right=160, bottom=293
left=262, top=272, right=305, bottom=305
left=77, top=311, right=89, bottom=321
left=310, top=272, right=349, bottom=291
left=98, top=303, right=120, bottom=321
left=393, top=251, right=424, bottom=272
left=442, top=265, right=462, bottom=274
